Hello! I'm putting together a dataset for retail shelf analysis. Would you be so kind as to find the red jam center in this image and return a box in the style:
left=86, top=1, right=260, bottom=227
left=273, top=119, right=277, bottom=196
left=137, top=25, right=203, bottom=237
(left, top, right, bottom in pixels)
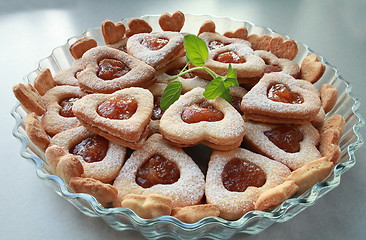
left=208, top=40, right=227, bottom=50
left=181, top=101, right=224, bottom=124
left=59, top=97, right=79, bottom=118
left=97, top=96, right=137, bottom=120
left=222, top=158, right=266, bottom=192
left=267, top=83, right=303, bottom=104
left=141, top=37, right=169, bottom=51
left=136, top=154, right=180, bottom=188
left=97, top=58, right=130, bottom=80
left=70, top=135, right=109, bottom=163
left=264, top=126, right=304, bottom=153
left=165, top=68, right=195, bottom=79
left=152, top=96, right=164, bottom=120
left=215, top=51, right=246, bottom=64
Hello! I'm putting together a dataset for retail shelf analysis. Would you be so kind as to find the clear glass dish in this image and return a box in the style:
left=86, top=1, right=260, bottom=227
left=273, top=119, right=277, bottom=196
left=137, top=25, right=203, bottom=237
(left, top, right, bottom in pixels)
left=11, top=14, right=365, bottom=240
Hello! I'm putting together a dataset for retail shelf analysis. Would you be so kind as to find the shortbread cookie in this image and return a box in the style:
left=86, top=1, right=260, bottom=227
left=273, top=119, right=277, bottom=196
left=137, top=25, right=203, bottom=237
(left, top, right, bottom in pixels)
left=107, top=37, right=128, bottom=52
left=41, top=86, right=86, bottom=136
left=121, top=194, right=173, bottom=219
left=54, top=154, right=84, bottom=183
left=46, top=126, right=126, bottom=183
left=319, top=114, right=345, bottom=135
left=320, top=83, right=338, bottom=113
left=198, top=20, right=216, bottom=35
left=242, top=120, right=322, bottom=170
left=198, top=32, right=251, bottom=51
left=125, top=18, right=153, bottom=37
left=77, top=46, right=156, bottom=93
left=319, top=128, right=342, bottom=163
left=254, top=180, right=298, bottom=211
left=241, top=72, right=321, bottom=124
left=205, top=148, right=292, bottom=220
left=224, top=27, right=248, bottom=40
left=69, top=36, right=98, bottom=59
left=311, top=107, right=326, bottom=127
left=247, top=34, right=272, bottom=51
left=69, top=177, right=121, bottom=207
left=160, top=87, right=245, bottom=151
left=72, top=87, right=153, bottom=149
left=127, top=32, right=185, bottom=70
left=147, top=83, right=166, bottom=134
left=33, top=68, right=56, bottom=95
left=286, top=157, right=334, bottom=194
left=171, top=204, right=220, bottom=223
left=13, top=83, right=46, bottom=116
left=159, top=11, right=185, bottom=32
left=113, top=134, right=205, bottom=208
left=101, top=20, right=126, bottom=45
left=269, top=36, right=298, bottom=60
left=54, top=59, right=83, bottom=86
left=192, top=44, right=265, bottom=80
left=25, top=112, right=50, bottom=151
left=300, top=54, right=325, bottom=83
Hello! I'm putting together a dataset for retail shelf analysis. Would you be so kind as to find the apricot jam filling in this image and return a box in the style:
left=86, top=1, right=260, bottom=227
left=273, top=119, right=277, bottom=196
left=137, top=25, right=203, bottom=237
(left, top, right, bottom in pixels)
left=214, top=51, right=246, bottom=64
left=222, top=158, right=266, bottom=192
left=141, top=37, right=169, bottom=51
left=97, top=96, right=138, bottom=120
left=136, top=154, right=180, bottom=188
left=97, top=58, right=130, bottom=80
left=264, top=126, right=304, bottom=153
left=165, top=68, right=195, bottom=79
left=208, top=40, right=227, bottom=50
left=181, top=101, right=224, bottom=124
left=267, top=83, right=303, bottom=104
left=59, top=97, right=79, bottom=118
left=152, top=96, right=164, bottom=120
left=70, top=135, right=109, bottom=163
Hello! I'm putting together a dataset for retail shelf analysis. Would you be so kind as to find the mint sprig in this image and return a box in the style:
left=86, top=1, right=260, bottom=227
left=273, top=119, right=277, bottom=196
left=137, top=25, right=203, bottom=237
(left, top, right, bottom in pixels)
left=160, top=34, right=239, bottom=110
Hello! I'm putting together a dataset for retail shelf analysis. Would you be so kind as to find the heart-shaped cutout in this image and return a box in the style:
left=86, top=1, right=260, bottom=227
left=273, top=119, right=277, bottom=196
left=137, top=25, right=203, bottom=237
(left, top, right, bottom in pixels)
left=101, top=20, right=126, bottom=45
left=159, top=11, right=185, bottom=32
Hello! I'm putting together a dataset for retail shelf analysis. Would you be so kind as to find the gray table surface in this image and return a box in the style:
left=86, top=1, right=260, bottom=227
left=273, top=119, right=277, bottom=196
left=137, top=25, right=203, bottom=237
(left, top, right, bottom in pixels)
left=1, top=0, right=365, bottom=239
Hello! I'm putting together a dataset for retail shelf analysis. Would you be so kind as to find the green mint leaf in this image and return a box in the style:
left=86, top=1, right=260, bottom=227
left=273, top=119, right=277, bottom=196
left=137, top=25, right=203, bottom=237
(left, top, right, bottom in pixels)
left=226, top=64, right=237, bottom=79
left=221, top=87, right=232, bottom=103
left=203, top=77, right=225, bottom=99
left=160, top=81, right=182, bottom=110
left=184, top=35, right=208, bottom=66
left=223, top=77, right=239, bottom=88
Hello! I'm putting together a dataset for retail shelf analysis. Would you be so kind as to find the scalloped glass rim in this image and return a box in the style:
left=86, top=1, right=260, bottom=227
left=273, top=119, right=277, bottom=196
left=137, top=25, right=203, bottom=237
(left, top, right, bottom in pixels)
left=11, top=14, right=365, bottom=239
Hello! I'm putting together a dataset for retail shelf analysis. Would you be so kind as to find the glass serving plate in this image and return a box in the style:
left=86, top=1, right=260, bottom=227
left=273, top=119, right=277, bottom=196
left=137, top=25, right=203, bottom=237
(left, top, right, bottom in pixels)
left=11, top=14, right=365, bottom=240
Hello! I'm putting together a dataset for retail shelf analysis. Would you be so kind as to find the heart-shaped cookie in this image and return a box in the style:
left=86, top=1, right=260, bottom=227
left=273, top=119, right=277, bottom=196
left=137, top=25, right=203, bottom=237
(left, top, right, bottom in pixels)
left=224, top=27, right=248, bottom=40
left=69, top=36, right=97, bottom=59
left=12, top=83, right=45, bottom=116
left=247, top=34, right=272, bottom=51
left=300, top=53, right=325, bottom=83
left=198, top=20, right=216, bottom=35
left=125, top=18, right=152, bottom=37
left=159, top=11, right=185, bottom=32
left=33, top=68, right=56, bottom=96
left=101, top=20, right=126, bottom=45
left=269, top=36, right=298, bottom=60
left=159, top=87, right=245, bottom=150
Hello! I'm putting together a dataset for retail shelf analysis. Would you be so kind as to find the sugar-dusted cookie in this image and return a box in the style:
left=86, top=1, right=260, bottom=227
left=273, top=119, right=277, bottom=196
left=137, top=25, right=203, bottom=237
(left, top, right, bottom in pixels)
left=69, top=177, right=121, bottom=207
left=242, top=120, right=322, bottom=170
left=72, top=87, right=153, bottom=149
left=41, top=85, right=86, bottom=136
left=13, top=83, right=46, bottom=116
left=224, top=27, right=248, bottom=40
left=101, top=20, right=126, bottom=45
left=54, top=59, right=82, bottom=86
left=159, top=11, right=185, bottom=32
left=286, top=157, right=334, bottom=194
left=198, top=20, right=216, bottom=35
left=114, top=134, right=205, bottom=208
left=125, top=18, right=153, bottom=37
left=121, top=194, right=173, bottom=219
left=171, top=204, right=220, bottom=223
left=300, top=53, right=325, bottom=83
left=254, top=180, right=298, bottom=211
left=46, top=126, right=126, bottom=183
left=77, top=46, right=156, bottom=93
left=241, top=72, right=321, bottom=124
left=269, top=36, right=298, bottom=60
left=320, top=83, right=338, bottom=113
left=247, top=34, right=272, bottom=51
left=127, top=32, right=185, bottom=70
left=69, top=36, right=98, bottom=60
left=193, top=43, right=265, bottom=80
left=160, top=87, right=245, bottom=151
left=33, top=68, right=56, bottom=96
left=319, top=114, right=345, bottom=135
left=205, top=148, right=292, bottom=220
left=25, top=112, right=50, bottom=151
left=147, top=83, right=167, bottom=134
left=107, top=37, right=128, bottom=53
left=198, top=32, right=251, bottom=51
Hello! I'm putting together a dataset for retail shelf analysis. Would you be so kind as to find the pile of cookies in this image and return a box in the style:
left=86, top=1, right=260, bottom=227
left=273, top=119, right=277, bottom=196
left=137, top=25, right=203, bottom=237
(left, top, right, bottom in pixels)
left=13, top=11, right=345, bottom=223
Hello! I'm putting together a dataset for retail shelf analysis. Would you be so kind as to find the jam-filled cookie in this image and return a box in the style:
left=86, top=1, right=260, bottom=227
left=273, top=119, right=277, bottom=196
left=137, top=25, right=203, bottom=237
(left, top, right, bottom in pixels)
left=53, top=59, right=83, bottom=86
left=72, top=87, right=153, bottom=149
left=113, top=134, right=205, bottom=208
left=127, top=32, right=185, bottom=70
left=160, top=87, right=245, bottom=151
left=41, top=85, right=86, bottom=136
left=77, top=46, right=156, bottom=93
left=46, top=126, right=126, bottom=183
left=198, top=32, right=251, bottom=50
left=147, top=83, right=167, bottom=134
left=241, top=72, right=321, bottom=124
left=242, top=120, right=322, bottom=170
left=205, top=148, right=292, bottom=220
